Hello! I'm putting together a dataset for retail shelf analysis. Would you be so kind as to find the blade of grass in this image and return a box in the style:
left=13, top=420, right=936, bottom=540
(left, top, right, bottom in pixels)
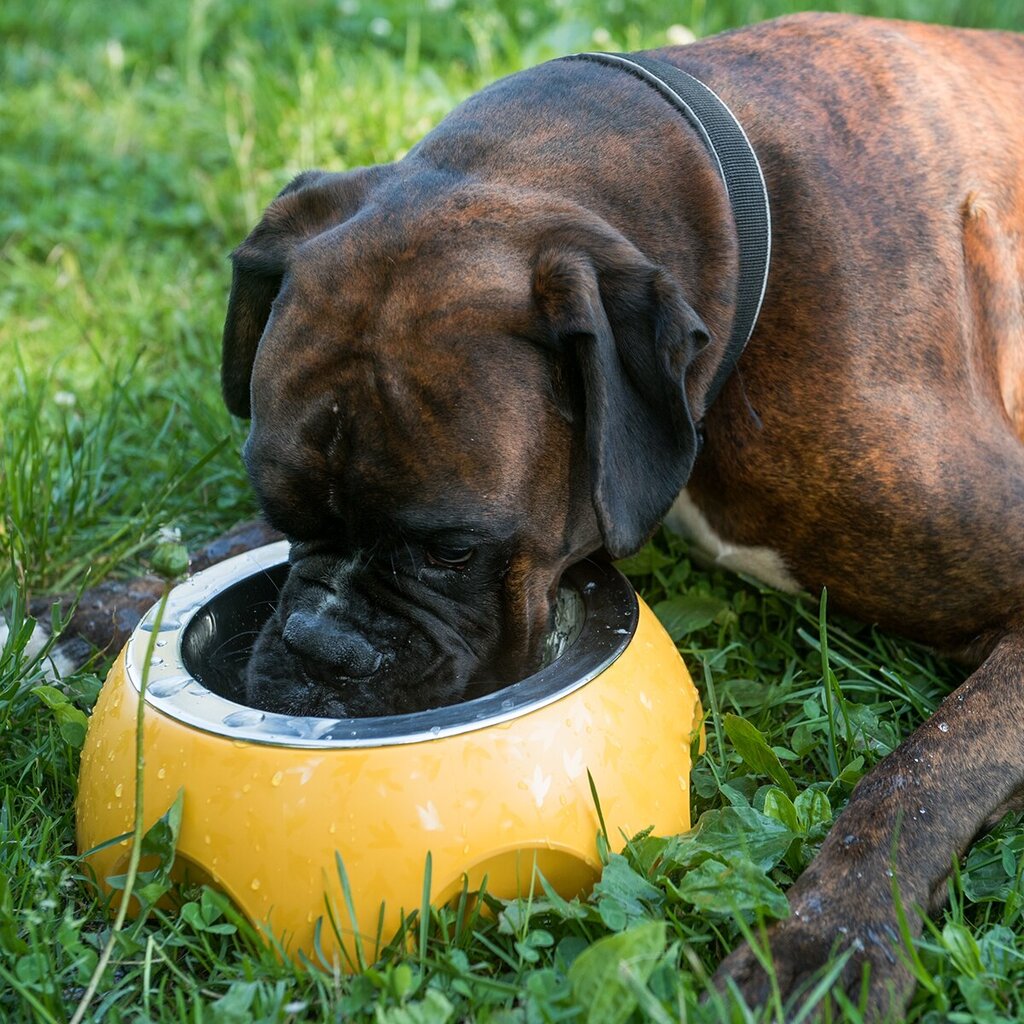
left=69, top=583, right=171, bottom=1024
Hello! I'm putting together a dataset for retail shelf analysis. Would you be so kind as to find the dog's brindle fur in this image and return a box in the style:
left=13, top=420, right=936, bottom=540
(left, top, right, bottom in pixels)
left=221, top=14, right=1024, bottom=1018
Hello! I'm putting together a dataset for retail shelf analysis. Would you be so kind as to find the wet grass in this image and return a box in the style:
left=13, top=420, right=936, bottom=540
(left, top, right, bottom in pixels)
left=3, top=0, right=1024, bottom=1021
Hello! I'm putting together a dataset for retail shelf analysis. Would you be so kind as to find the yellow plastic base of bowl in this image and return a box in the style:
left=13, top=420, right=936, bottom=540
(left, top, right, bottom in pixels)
left=77, top=595, right=702, bottom=966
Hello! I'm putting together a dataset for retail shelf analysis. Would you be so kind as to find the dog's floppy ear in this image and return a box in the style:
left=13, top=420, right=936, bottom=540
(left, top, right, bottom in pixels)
left=533, top=229, right=709, bottom=557
left=221, top=168, right=380, bottom=418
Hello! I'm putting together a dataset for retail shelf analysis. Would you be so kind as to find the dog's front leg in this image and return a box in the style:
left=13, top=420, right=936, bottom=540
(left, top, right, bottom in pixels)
left=712, top=630, right=1024, bottom=1020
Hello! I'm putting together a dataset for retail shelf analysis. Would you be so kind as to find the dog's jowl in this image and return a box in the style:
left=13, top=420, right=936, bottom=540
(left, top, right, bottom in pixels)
left=221, top=13, right=1024, bottom=1018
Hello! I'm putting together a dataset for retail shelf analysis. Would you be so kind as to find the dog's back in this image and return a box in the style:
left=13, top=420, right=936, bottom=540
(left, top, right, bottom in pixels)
left=638, top=15, right=1024, bottom=655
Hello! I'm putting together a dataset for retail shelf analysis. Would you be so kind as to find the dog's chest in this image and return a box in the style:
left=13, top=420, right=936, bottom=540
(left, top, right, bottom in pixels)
left=664, top=489, right=801, bottom=593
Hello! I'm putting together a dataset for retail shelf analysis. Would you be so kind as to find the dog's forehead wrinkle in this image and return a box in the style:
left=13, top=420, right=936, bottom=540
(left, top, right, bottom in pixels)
left=392, top=504, right=518, bottom=540
left=248, top=424, right=326, bottom=480
left=316, top=550, right=363, bottom=584
left=322, top=355, right=546, bottom=500
left=255, top=327, right=375, bottom=423
left=288, top=189, right=547, bottom=327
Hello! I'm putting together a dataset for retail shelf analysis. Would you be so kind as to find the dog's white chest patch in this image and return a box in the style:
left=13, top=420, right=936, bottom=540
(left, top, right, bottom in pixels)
left=664, top=489, right=802, bottom=594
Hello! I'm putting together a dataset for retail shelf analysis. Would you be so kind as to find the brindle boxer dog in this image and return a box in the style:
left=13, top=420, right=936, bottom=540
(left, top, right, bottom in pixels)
left=219, top=12, right=1024, bottom=1019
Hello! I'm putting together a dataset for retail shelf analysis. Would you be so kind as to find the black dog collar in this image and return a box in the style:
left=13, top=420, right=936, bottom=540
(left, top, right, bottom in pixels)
left=563, top=52, right=771, bottom=408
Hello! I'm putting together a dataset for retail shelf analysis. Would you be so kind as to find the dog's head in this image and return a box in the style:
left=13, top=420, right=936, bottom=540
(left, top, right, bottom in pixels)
left=223, top=168, right=709, bottom=716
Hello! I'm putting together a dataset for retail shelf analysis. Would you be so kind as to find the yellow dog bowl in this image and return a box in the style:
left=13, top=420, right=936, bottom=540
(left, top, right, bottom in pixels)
left=77, top=542, right=702, bottom=964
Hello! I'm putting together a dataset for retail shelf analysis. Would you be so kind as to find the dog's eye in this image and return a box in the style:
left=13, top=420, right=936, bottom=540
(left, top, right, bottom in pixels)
left=425, top=545, right=474, bottom=570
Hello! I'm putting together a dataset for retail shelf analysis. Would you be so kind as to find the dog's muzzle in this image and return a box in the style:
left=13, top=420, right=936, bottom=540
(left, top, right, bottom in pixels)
left=281, top=610, right=384, bottom=684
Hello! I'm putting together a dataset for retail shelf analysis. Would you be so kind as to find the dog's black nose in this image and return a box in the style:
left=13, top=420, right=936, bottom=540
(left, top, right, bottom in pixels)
left=282, top=611, right=383, bottom=683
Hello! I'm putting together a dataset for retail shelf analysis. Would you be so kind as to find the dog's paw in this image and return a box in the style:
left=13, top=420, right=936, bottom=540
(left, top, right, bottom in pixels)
left=710, top=904, right=915, bottom=1022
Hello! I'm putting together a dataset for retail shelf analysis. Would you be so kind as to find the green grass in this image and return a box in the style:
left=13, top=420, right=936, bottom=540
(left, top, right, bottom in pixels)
left=3, top=1, right=1024, bottom=1021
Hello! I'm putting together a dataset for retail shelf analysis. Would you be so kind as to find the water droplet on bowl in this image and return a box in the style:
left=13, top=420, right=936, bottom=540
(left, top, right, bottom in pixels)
left=114, top=783, right=123, bottom=798
left=148, top=677, right=189, bottom=698
left=223, top=709, right=265, bottom=728
left=141, top=615, right=181, bottom=633
left=271, top=771, right=284, bottom=787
